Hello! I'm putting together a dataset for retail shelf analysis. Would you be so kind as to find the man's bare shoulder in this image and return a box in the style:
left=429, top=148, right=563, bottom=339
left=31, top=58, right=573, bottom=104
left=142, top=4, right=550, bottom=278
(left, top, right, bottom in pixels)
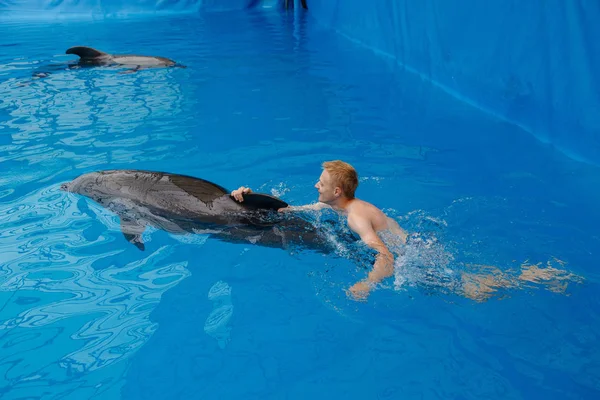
left=348, top=199, right=408, bottom=243
left=348, top=199, right=388, bottom=227
left=349, top=199, right=385, bottom=216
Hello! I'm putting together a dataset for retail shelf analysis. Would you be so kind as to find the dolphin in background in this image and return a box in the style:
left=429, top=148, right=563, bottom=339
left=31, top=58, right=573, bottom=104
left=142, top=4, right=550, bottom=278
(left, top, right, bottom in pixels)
left=65, top=46, right=186, bottom=72
left=15, top=46, right=185, bottom=86
left=60, top=169, right=337, bottom=254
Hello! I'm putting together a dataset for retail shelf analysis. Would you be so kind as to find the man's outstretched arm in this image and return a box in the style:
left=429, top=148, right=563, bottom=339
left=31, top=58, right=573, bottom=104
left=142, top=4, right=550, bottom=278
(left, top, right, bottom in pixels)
left=230, top=186, right=329, bottom=212
left=347, top=214, right=395, bottom=300
left=278, top=203, right=330, bottom=212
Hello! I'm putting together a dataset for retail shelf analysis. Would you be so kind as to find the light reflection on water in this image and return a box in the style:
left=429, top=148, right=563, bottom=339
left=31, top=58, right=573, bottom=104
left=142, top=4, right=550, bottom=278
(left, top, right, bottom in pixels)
left=0, top=184, right=191, bottom=381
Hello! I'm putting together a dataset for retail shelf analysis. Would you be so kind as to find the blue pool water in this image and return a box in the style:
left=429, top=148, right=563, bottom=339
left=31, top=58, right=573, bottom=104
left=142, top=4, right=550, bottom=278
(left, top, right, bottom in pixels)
left=1, top=8, right=599, bottom=400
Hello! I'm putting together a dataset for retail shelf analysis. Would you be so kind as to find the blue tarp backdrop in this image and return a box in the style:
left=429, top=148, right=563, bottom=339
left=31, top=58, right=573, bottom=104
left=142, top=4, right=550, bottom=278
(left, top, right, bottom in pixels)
left=2, top=0, right=598, bottom=163
left=306, top=0, right=600, bottom=165
left=0, top=1, right=202, bottom=15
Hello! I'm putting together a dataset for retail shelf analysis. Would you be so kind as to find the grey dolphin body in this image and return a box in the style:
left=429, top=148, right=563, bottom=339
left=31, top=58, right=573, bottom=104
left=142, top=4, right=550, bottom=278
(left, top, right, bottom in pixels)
left=65, top=46, right=186, bottom=71
left=60, top=169, right=335, bottom=253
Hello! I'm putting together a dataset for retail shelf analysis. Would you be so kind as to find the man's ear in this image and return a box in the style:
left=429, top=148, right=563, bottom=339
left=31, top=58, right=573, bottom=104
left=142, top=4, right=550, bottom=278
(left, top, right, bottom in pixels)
left=334, top=187, right=342, bottom=197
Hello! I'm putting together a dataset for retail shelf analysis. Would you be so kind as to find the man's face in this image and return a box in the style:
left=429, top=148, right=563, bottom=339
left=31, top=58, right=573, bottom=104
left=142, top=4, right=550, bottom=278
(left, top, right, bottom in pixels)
left=315, top=170, right=339, bottom=204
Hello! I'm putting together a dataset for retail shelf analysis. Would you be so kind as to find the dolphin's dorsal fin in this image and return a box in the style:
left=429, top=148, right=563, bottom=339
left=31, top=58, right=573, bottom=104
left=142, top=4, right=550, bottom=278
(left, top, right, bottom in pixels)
left=66, top=46, right=109, bottom=59
left=120, top=217, right=146, bottom=251
left=167, top=174, right=230, bottom=204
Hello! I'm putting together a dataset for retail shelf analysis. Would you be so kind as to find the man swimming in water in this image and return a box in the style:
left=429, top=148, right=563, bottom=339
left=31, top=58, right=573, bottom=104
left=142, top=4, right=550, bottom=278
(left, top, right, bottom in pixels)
left=231, top=160, right=407, bottom=300
left=232, top=160, right=584, bottom=302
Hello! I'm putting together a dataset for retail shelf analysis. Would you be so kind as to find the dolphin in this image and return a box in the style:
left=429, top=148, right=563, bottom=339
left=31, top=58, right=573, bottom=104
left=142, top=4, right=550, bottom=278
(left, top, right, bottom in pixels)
left=65, top=46, right=186, bottom=72
left=60, top=169, right=337, bottom=253
left=16, top=46, right=185, bottom=85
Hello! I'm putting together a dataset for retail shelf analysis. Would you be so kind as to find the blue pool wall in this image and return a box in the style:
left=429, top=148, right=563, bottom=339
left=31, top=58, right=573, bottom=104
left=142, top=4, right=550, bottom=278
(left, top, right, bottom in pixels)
left=2, top=0, right=599, bottom=164
left=0, top=1, right=203, bottom=16
left=306, top=0, right=600, bottom=165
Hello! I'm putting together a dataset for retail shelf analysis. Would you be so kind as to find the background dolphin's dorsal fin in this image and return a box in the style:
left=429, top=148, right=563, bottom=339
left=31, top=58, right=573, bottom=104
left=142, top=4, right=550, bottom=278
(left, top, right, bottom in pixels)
left=66, top=46, right=109, bottom=59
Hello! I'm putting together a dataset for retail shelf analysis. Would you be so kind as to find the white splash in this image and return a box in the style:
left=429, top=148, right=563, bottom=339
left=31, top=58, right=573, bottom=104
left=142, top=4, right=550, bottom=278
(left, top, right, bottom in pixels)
left=269, top=182, right=290, bottom=198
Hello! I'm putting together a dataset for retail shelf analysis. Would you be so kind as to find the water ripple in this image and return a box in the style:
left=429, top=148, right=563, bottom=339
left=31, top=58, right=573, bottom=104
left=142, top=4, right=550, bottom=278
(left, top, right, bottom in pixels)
left=0, top=184, right=193, bottom=382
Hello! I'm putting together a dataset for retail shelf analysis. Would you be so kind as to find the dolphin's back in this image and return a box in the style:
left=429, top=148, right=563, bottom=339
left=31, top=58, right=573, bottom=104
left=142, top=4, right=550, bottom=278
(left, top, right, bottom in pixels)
left=164, top=173, right=229, bottom=202
left=111, top=55, right=176, bottom=67
left=101, top=170, right=241, bottom=218
left=145, top=171, right=242, bottom=218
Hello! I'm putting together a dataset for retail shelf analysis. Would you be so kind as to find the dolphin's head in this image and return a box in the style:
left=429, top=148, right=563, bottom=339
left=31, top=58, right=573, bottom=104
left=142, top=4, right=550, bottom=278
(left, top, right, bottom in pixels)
left=60, top=172, right=101, bottom=197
